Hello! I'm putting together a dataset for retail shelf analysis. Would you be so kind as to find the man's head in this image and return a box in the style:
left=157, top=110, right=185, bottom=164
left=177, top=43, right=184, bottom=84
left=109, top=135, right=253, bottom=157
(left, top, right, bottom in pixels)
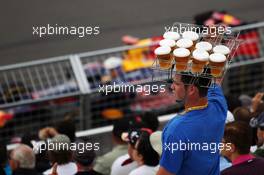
left=171, top=71, right=211, bottom=103
left=48, top=134, right=73, bottom=165
left=233, top=107, right=251, bottom=123
left=10, top=144, right=36, bottom=170
left=56, top=117, right=76, bottom=142
left=73, top=140, right=96, bottom=169
left=221, top=121, right=252, bottom=161
left=112, top=117, right=143, bottom=144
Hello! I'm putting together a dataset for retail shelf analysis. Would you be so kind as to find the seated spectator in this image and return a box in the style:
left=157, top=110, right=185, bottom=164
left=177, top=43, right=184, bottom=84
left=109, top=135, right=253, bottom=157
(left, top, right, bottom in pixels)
left=250, top=112, right=264, bottom=157
left=110, top=128, right=142, bottom=175
left=73, top=140, right=102, bottom=175
left=221, top=121, right=264, bottom=175
left=43, top=134, right=77, bottom=175
left=9, top=144, right=39, bottom=175
left=233, top=107, right=251, bottom=123
left=127, top=129, right=159, bottom=175
left=94, top=117, right=142, bottom=175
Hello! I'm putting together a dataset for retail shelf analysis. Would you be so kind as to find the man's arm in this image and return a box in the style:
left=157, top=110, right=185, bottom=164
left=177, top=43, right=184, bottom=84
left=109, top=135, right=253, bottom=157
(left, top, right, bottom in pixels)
left=157, top=166, right=175, bottom=175
left=208, top=78, right=225, bottom=100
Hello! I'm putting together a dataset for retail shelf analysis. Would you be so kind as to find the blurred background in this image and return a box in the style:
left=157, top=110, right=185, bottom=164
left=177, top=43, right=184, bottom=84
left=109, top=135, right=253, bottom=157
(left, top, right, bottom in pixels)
left=0, top=0, right=263, bottom=65
left=0, top=0, right=264, bottom=155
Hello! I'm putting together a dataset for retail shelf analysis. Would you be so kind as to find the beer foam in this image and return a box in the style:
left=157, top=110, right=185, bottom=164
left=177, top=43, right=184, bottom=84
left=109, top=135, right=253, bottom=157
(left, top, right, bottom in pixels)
left=213, top=45, right=230, bottom=55
left=209, top=53, right=226, bottom=62
left=192, top=49, right=209, bottom=61
left=159, top=39, right=176, bottom=47
left=163, top=32, right=180, bottom=41
left=176, top=38, right=193, bottom=48
left=154, top=46, right=171, bottom=55
left=173, top=48, right=190, bottom=57
left=195, top=41, right=212, bottom=51
left=182, top=31, right=199, bottom=41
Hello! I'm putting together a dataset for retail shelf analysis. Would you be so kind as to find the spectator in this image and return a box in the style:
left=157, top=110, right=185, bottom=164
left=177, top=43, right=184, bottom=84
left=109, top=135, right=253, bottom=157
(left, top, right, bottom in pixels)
left=221, top=121, right=264, bottom=175
left=233, top=107, right=251, bottom=123
left=93, top=117, right=142, bottom=175
left=73, top=140, right=102, bottom=175
left=110, top=130, right=139, bottom=175
left=9, top=144, right=39, bottom=175
left=128, top=129, right=159, bottom=175
left=250, top=112, right=264, bottom=157
left=43, top=134, right=77, bottom=175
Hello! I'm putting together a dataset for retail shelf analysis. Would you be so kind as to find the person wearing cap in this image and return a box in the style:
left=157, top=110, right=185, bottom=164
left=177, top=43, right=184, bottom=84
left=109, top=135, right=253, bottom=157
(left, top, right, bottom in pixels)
left=110, top=128, right=142, bottom=175
left=121, top=128, right=159, bottom=175
left=73, top=140, right=102, bottom=175
left=94, top=118, right=142, bottom=175
left=157, top=69, right=228, bottom=175
left=250, top=112, right=264, bottom=157
left=221, top=121, right=264, bottom=175
left=43, top=134, right=78, bottom=175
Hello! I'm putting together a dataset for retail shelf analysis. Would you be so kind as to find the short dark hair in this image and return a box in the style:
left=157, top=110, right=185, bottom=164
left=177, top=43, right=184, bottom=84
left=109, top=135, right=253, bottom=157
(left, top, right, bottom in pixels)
left=56, top=118, right=76, bottom=142
left=48, top=150, right=72, bottom=165
left=136, top=131, right=159, bottom=166
left=233, top=107, right=251, bottom=123
left=73, top=140, right=96, bottom=166
left=180, top=71, right=211, bottom=97
left=223, top=121, right=252, bottom=154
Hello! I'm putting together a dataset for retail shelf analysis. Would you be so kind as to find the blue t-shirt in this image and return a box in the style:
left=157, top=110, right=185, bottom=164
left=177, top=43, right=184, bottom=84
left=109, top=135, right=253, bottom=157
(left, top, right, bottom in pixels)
left=160, top=84, right=227, bottom=175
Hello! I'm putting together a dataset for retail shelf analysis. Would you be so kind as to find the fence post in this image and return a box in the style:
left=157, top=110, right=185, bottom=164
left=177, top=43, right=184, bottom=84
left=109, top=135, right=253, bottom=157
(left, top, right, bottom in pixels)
left=70, top=55, right=91, bottom=130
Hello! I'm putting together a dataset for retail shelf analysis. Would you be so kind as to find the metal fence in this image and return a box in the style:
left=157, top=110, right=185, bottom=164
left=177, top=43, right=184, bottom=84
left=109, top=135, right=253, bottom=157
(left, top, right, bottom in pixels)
left=1, top=22, right=264, bottom=146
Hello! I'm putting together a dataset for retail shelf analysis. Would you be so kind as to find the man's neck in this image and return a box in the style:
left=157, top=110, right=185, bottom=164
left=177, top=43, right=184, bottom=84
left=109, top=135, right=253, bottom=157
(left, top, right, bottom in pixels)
left=185, top=97, right=208, bottom=111
left=77, top=164, right=92, bottom=172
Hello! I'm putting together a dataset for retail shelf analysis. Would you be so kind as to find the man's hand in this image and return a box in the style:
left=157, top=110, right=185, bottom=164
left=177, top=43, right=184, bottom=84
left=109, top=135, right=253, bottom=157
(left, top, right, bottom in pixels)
left=39, top=127, right=58, bottom=140
left=157, top=166, right=175, bottom=175
left=50, top=163, right=58, bottom=175
left=215, top=77, right=223, bottom=86
left=251, top=92, right=264, bottom=112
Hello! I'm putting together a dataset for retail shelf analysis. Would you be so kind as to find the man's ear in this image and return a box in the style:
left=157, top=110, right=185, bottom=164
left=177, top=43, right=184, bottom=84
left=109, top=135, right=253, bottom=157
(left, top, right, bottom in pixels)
left=188, top=85, right=198, bottom=96
left=261, top=130, right=264, bottom=139
left=230, top=143, right=236, bottom=153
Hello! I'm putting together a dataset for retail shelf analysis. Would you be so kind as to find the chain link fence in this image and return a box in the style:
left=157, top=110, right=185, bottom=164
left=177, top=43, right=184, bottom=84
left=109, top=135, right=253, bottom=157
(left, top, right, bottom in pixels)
left=1, top=22, right=264, bottom=148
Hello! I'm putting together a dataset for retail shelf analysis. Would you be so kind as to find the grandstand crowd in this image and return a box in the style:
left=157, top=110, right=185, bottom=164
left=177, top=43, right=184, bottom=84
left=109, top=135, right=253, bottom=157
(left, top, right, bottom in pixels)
left=1, top=79, right=264, bottom=175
